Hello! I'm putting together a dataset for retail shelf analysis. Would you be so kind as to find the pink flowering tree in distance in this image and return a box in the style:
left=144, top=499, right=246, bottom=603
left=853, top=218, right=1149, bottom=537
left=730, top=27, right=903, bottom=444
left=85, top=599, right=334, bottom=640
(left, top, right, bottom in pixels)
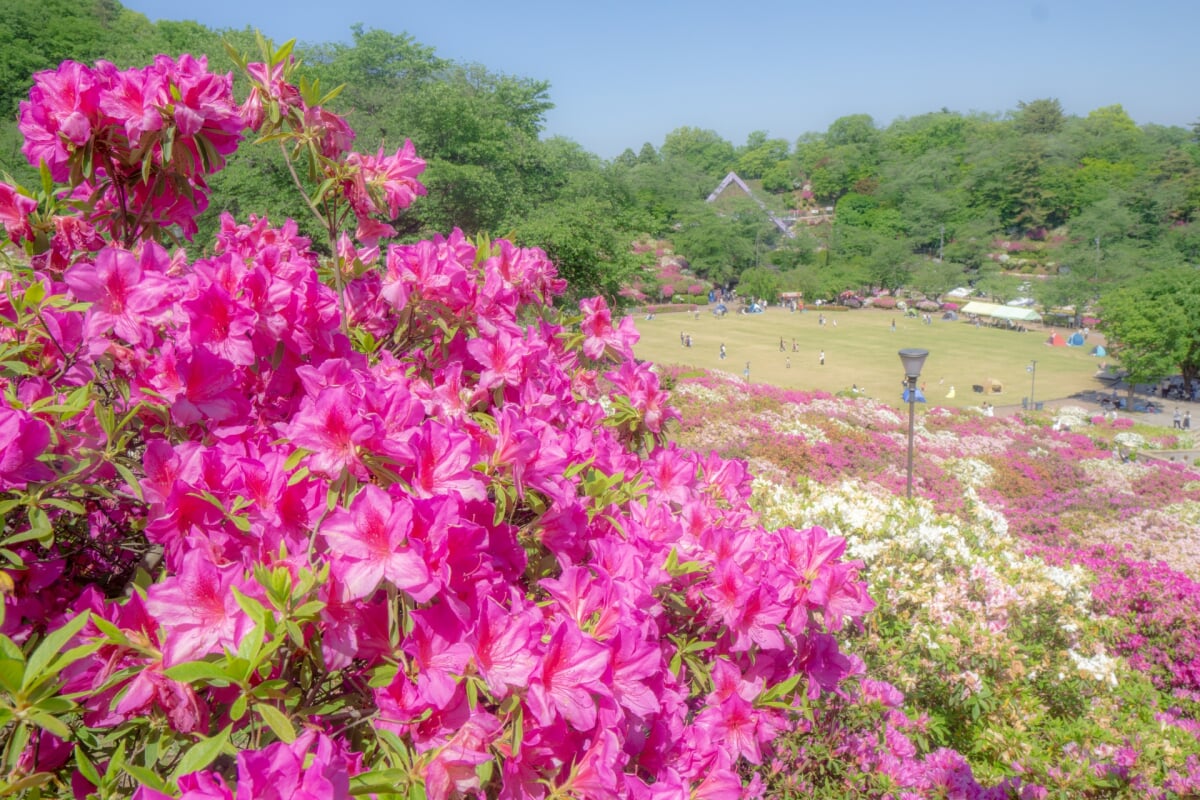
left=0, top=37, right=892, bottom=799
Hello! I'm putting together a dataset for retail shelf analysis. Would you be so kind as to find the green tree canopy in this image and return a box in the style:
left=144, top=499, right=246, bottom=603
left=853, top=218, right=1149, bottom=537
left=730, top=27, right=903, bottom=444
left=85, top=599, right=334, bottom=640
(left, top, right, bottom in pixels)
left=1100, top=267, right=1200, bottom=388
left=660, top=127, right=736, bottom=180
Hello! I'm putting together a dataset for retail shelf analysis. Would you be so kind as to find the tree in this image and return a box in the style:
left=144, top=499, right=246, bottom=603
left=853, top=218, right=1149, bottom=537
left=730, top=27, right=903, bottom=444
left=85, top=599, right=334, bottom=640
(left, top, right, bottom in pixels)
left=660, top=127, right=735, bottom=180
left=863, top=237, right=918, bottom=293
left=614, top=148, right=639, bottom=168
left=636, top=142, right=660, bottom=165
left=735, top=131, right=790, bottom=179
left=942, top=215, right=1000, bottom=269
left=908, top=259, right=967, bottom=303
left=1101, top=268, right=1200, bottom=389
left=1015, top=98, right=1065, bottom=135
left=972, top=263, right=1023, bottom=303
left=670, top=199, right=762, bottom=284
left=736, top=266, right=780, bottom=303
left=761, top=162, right=796, bottom=193
left=515, top=195, right=646, bottom=303
left=1070, top=104, right=1144, bottom=163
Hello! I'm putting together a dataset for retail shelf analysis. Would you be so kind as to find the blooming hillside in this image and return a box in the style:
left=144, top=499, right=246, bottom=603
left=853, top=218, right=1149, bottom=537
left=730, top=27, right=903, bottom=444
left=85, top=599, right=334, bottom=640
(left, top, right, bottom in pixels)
left=666, top=368, right=1200, bottom=796
left=2, top=42, right=1200, bottom=800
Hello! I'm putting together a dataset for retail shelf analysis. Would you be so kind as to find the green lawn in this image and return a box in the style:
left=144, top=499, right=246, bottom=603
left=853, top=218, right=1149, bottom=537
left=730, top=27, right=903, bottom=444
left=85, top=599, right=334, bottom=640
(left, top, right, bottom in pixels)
left=633, top=307, right=1111, bottom=410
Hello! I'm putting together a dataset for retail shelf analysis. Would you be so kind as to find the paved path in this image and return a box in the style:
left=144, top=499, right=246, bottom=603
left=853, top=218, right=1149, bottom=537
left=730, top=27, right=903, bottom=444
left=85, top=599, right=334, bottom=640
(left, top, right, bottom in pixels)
left=989, top=394, right=1190, bottom=429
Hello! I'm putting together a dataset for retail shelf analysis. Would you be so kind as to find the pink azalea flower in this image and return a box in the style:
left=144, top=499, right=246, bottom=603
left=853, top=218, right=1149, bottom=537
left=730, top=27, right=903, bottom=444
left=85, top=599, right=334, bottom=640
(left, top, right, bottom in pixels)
left=96, top=61, right=166, bottom=143
left=555, top=729, right=621, bottom=800
left=345, top=141, right=427, bottom=218
left=19, top=61, right=99, bottom=180
left=808, top=561, right=875, bottom=632
left=423, top=713, right=502, bottom=800
left=468, top=328, right=529, bottom=391
left=133, top=772, right=232, bottom=800
left=321, top=484, right=434, bottom=602
left=236, top=731, right=356, bottom=800
left=797, top=632, right=852, bottom=698
left=144, top=551, right=253, bottom=666
left=526, top=620, right=611, bottom=731
left=610, top=628, right=662, bottom=718
left=397, top=419, right=487, bottom=502
left=149, top=344, right=246, bottom=427
left=0, top=404, right=54, bottom=490
left=580, top=296, right=639, bottom=360
left=317, top=579, right=392, bottom=671
left=115, top=661, right=208, bottom=733
left=354, top=217, right=397, bottom=247
left=692, top=767, right=744, bottom=800
left=467, top=594, right=540, bottom=697
left=64, top=245, right=171, bottom=347
left=304, top=106, right=356, bottom=159
left=605, top=360, right=677, bottom=434
left=0, top=182, right=37, bottom=243
left=183, top=281, right=257, bottom=366
left=242, top=60, right=302, bottom=131
left=288, top=385, right=380, bottom=479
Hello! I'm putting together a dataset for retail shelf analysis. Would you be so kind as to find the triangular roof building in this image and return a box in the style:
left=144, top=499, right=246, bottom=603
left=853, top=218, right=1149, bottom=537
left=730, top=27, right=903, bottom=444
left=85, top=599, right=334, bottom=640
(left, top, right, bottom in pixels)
left=706, top=172, right=795, bottom=238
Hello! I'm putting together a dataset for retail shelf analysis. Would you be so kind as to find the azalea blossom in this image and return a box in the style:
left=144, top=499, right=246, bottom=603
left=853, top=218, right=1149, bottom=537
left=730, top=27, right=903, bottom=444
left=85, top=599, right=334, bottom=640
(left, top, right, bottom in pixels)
left=321, top=484, right=434, bottom=602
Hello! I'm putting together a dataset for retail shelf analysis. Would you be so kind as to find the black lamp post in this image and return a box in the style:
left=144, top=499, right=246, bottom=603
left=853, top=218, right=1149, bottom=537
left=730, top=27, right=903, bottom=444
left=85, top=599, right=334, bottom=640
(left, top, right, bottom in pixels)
left=898, top=348, right=929, bottom=499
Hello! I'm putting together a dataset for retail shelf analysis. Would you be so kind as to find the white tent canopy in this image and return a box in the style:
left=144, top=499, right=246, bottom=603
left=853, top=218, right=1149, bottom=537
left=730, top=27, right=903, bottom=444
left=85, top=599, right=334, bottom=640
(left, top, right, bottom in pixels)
left=960, top=301, right=1042, bottom=322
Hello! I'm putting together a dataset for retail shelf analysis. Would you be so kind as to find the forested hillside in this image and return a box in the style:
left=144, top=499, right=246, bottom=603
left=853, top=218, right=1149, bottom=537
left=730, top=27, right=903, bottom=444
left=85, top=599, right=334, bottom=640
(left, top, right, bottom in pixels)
left=2, top=0, right=1199, bottom=310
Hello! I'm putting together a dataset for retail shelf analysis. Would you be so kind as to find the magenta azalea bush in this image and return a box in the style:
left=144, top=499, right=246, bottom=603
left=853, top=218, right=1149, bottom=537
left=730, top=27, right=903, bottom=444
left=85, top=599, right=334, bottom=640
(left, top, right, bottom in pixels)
left=0, top=43, right=891, bottom=799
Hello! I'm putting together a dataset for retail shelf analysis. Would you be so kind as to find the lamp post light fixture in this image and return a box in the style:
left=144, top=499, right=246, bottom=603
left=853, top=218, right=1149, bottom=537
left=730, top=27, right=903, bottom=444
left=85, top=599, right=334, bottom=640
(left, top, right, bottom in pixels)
left=1027, top=359, right=1037, bottom=409
left=898, top=348, right=929, bottom=499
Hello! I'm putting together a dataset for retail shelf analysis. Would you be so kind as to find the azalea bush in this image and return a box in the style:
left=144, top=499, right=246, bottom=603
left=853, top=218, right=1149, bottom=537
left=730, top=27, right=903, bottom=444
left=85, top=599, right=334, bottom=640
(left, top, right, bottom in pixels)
left=667, top=369, right=1200, bottom=797
left=0, top=40, right=901, bottom=800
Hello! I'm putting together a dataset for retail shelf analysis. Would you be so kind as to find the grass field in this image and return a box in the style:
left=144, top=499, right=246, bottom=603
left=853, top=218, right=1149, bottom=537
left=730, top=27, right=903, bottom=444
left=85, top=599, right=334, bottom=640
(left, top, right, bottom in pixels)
left=632, top=307, right=1112, bottom=411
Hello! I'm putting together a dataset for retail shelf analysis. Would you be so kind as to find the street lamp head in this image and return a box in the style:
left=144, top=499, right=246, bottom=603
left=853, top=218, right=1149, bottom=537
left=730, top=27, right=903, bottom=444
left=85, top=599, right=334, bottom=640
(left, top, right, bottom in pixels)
left=898, top=348, right=930, bottom=380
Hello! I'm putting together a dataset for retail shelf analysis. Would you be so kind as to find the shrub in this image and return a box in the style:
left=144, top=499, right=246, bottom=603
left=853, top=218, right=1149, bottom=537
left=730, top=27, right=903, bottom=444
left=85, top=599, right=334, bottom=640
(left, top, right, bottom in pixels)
left=0, top=45, right=878, bottom=799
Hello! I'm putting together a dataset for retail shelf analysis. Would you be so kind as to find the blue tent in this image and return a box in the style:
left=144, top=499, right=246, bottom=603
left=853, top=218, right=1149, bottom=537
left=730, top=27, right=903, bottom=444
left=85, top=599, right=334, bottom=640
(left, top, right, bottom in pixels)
left=1067, top=332, right=1085, bottom=346
left=1091, top=344, right=1107, bottom=357
left=902, top=387, right=927, bottom=403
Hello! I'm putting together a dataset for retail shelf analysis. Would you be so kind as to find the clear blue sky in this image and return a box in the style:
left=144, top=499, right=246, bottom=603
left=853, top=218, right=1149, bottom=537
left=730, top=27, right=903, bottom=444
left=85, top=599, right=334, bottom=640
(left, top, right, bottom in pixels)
left=123, top=0, right=1199, bottom=160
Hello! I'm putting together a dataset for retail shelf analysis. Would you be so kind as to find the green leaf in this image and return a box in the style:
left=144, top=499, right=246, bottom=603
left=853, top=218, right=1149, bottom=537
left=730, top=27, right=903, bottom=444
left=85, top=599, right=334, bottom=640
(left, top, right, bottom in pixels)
left=231, top=588, right=268, bottom=628
left=273, top=39, right=296, bottom=69
left=23, top=282, right=45, bottom=307
left=73, top=745, right=102, bottom=786
left=0, top=772, right=54, bottom=794
left=41, top=497, right=85, bottom=515
left=257, top=703, right=296, bottom=744
left=286, top=466, right=311, bottom=487
left=318, top=84, right=346, bottom=106
left=29, top=710, right=72, bottom=738
left=282, top=447, right=310, bottom=472
left=39, top=160, right=53, bottom=197
left=2, top=525, right=55, bottom=549
left=24, top=506, right=52, bottom=548
left=123, top=763, right=172, bottom=793
left=230, top=692, right=248, bottom=721
left=292, top=600, right=325, bottom=618
left=0, top=657, right=24, bottom=694
left=511, top=705, right=524, bottom=758
left=112, top=461, right=144, bottom=501
left=171, top=724, right=232, bottom=779
left=88, top=616, right=129, bottom=647
left=23, top=611, right=91, bottom=692
left=163, top=660, right=234, bottom=686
